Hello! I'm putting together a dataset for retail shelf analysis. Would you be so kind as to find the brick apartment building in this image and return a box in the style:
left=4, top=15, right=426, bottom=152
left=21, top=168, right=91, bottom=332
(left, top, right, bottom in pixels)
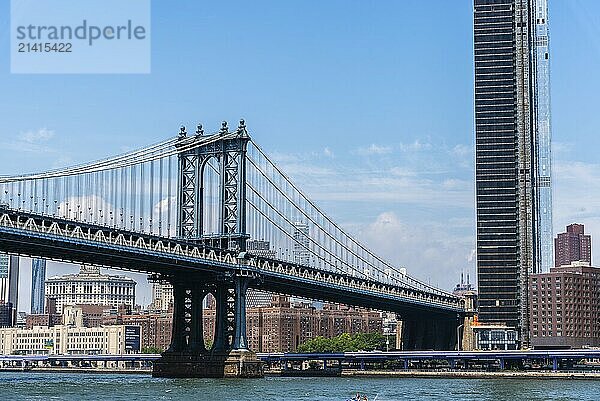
left=530, top=224, right=600, bottom=348
left=555, top=223, right=591, bottom=267
left=530, top=264, right=600, bottom=348
left=115, top=313, right=172, bottom=351
left=204, top=296, right=382, bottom=353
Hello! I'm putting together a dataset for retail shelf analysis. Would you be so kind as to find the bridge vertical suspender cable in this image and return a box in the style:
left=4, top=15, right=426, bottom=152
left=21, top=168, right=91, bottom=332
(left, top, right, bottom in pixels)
left=0, top=129, right=455, bottom=298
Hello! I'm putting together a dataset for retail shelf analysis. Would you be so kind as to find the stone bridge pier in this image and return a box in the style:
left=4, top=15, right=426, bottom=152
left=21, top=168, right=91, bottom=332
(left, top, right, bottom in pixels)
left=152, top=269, right=263, bottom=378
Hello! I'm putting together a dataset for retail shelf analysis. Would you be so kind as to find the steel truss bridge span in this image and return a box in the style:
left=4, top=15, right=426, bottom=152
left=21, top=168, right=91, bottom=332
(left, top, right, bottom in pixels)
left=0, top=121, right=465, bottom=377
left=0, top=207, right=461, bottom=315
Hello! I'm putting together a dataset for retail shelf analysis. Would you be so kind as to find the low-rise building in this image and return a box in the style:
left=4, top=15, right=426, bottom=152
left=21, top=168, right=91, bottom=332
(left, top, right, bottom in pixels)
left=25, top=302, right=109, bottom=330
left=472, top=324, right=519, bottom=350
left=63, top=304, right=111, bottom=328
left=25, top=312, right=61, bottom=329
left=3, top=302, right=141, bottom=355
left=0, top=324, right=140, bottom=355
left=113, top=313, right=172, bottom=352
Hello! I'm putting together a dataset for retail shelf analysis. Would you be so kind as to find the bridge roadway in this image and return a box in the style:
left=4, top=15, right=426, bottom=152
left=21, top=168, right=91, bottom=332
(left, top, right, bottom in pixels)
left=4, top=350, right=600, bottom=372
left=258, top=350, right=600, bottom=371
left=0, top=206, right=462, bottom=319
left=0, top=354, right=161, bottom=363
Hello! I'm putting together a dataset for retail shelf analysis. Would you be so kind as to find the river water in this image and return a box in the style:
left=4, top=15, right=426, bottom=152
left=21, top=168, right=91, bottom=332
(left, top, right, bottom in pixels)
left=1, top=373, right=599, bottom=400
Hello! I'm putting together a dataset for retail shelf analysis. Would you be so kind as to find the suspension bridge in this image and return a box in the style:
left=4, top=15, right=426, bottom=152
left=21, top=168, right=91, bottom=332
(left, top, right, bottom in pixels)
left=0, top=121, right=465, bottom=377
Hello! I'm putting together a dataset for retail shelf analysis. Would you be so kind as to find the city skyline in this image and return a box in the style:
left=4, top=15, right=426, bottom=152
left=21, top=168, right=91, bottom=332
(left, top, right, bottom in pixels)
left=1, top=1, right=600, bottom=312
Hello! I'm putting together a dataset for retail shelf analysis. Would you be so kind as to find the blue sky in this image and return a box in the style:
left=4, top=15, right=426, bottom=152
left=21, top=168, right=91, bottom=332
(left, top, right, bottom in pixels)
left=1, top=1, right=600, bottom=311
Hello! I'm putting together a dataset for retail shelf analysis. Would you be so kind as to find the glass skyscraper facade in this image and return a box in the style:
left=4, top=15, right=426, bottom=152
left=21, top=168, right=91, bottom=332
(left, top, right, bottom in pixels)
left=474, top=0, right=552, bottom=346
left=532, top=0, right=553, bottom=274
left=31, top=258, right=47, bottom=314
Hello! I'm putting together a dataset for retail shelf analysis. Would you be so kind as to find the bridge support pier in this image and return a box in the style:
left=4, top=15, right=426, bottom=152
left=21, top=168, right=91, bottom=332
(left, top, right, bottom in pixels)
left=153, top=272, right=263, bottom=378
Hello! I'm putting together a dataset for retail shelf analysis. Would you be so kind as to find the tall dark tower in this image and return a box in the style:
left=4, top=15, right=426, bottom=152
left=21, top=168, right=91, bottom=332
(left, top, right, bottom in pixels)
left=474, top=0, right=552, bottom=347
left=31, top=258, right=46, bottom=314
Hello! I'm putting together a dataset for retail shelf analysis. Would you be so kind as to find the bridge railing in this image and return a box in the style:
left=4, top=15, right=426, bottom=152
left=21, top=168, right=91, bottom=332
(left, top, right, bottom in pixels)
left=249, top=256, right=463, bottom=311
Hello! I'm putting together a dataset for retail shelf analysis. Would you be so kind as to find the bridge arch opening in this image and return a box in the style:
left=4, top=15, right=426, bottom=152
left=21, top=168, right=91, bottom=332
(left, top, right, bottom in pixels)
left=200, top=157, right=221, bottom=236
left=202, top=291, right=217, bottom=351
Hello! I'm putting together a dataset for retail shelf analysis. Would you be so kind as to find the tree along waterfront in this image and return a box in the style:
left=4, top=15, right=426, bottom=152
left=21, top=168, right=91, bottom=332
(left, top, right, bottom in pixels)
left=297, top=333, right=385, bottom=353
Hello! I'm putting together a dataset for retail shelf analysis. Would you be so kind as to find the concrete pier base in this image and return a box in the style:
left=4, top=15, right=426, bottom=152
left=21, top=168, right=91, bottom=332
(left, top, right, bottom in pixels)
left=152, top=351, right=263, bottom=378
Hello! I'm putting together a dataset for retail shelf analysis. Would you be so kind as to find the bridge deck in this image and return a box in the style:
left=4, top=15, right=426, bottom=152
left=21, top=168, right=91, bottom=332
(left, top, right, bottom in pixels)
left=0, top=207, right=463, bottom=316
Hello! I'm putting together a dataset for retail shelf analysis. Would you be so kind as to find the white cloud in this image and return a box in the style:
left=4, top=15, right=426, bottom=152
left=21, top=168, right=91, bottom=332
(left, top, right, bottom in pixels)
left=357, top=144, right=393, bottom=155
left=442, top=178, right=471, bottom=190
left=153, top=196, right=177, bottom=236
left=467, top=248, right=476, bottom=262
left=270, top=143, right=474, bottom=210
left=1, top=128, right=58, bottom=154
left=274, top=163, right=335, bottom=178
left=297, top=169, right=472, bottom=209
left=398, top=139, right=432, bottom=152
left=357, top=211, right=475, bottom=290
left=552, top=141, right=574, bottom=156
left=269, top=151, right=302, bottom=164
left=270, top=148, right=334, bottom=164
left=450, top=144, right=471, bottom=157
left=257, top=142, right=476, bottom=293
left=390, top=167, right=416, bottom=177
left=21, top=128, right=54, bottom=143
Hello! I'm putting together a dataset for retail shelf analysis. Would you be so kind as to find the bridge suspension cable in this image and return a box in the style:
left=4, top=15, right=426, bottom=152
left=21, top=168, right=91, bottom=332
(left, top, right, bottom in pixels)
left=0, top=129, right=246, bottom=238
left=0, top=127, right=453, bottom=298
left=245, top=140, right=451, bottom=296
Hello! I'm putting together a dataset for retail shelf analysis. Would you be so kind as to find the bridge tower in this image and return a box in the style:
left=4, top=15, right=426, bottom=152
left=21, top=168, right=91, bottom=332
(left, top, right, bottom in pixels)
left=153, top=121, right=263, bottom=378
left=176, top=120, right=249, bottom=250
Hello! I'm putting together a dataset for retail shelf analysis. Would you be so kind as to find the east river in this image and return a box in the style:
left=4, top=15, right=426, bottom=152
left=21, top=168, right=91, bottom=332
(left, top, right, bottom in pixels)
left=1, top=373, right=600, bottom=400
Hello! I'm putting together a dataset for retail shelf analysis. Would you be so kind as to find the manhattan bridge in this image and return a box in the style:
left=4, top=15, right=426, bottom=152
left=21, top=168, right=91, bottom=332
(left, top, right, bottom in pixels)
left=0, top=121, right=465, bottom=377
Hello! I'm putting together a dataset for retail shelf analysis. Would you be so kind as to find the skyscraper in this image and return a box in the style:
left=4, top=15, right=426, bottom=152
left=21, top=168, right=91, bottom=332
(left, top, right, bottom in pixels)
left=31, top=258, right=47, bottom=314
left=150, top=281, right=174, bottom=312
left=246, top=240, right=276, bottom=259
left=554, top=224, right=591, bottom=267
left=474, top=0, right=552, bottom=346
left=293, top=222, right=310, bottom=266
left=0, top=253, right=19, bottom=326
left=532, top=0, right=554, bottom=274
left=246, top=240, right=277, bottom=307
